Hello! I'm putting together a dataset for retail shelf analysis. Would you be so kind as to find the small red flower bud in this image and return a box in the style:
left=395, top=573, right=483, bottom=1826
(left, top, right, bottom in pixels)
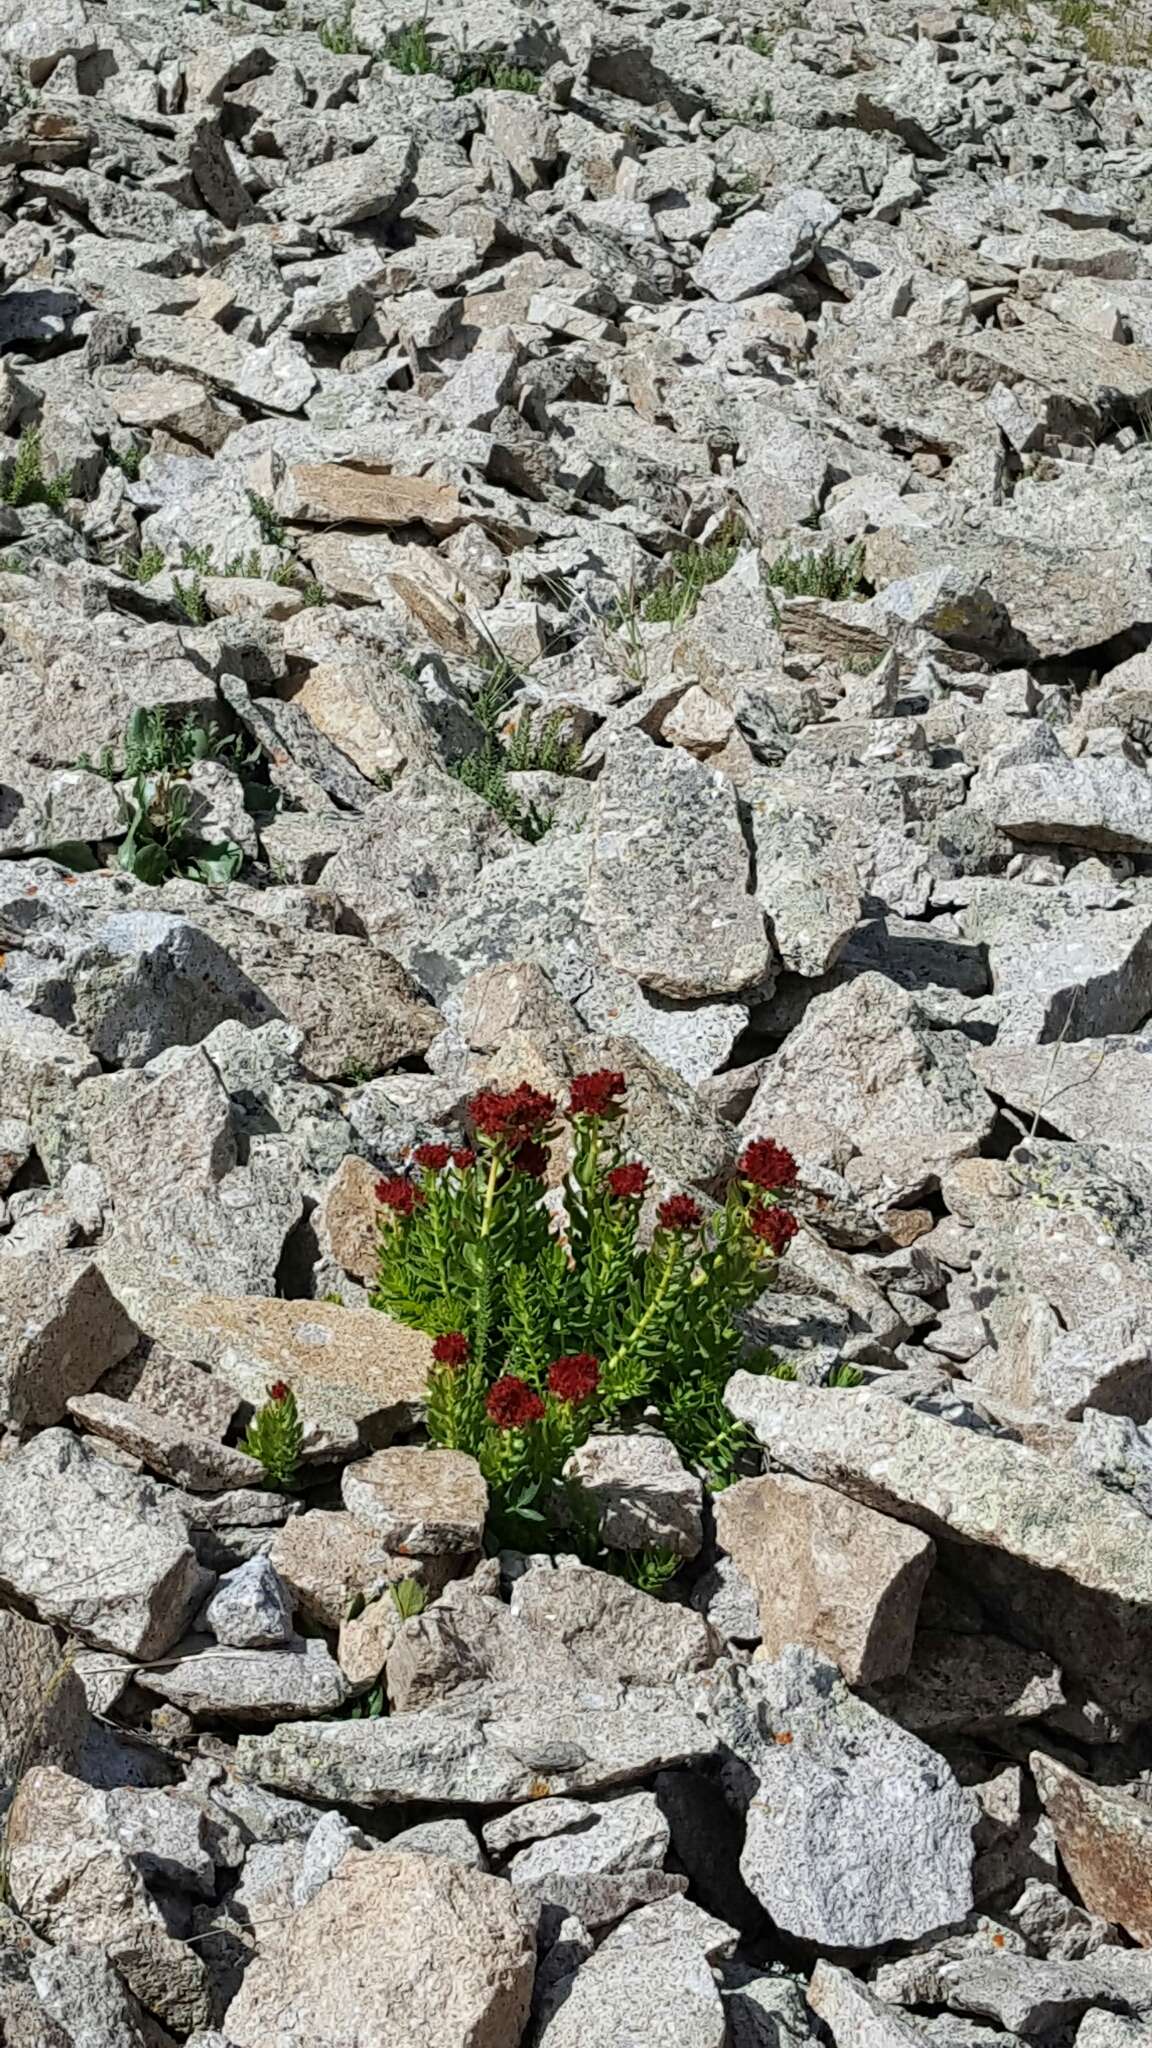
left=568, top=1069, right=627, bottom=1118
left=657, top=1193, right=703, bottom=1233
left=268, top=1381, right=290, bottom=1402
left=605, top=1162, right=650, bottom=1201
left=469, top=1084, right=556, bottom=1144
left=486, top=1375, right=546, bottom=1430
left=451, top=1147, right=477, bottom=1171
left=413, top=1142, right=452, bottom=1172
left=432, top=1332, right=471, bottom=1368
left=547, top=1354, right=600, bottom=1403
left=749, top=1204, right=799, bottom=1255
left=375, top=1175, right=425, bottom=1217
left=739, top=1138, right=798, bottom=1190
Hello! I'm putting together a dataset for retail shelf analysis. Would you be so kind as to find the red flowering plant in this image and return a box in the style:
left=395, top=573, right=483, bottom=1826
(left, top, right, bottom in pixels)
left=372, top=1075, right=798, bottom=1540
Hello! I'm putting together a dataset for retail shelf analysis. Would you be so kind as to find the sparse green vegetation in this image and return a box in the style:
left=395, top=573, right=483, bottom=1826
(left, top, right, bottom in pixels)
left=450, top=652, right=580, bottom=842
left=108, top=443, right=143, bottom=482
left=116, top=771, right=244, bottom=885
left=319, top=3, right=359, bottom=52
left=454, top=53, right=539, bottom=93
left=0, top=430, right=72, bottom=511
left=390, top=1578, right=428, bottom=1620
left=118, top=544, right=166, bottom=584
left=241, top=1382, right=303, bottom=1488
left=79, top=706, right=244, bottom=782
left=764, top=540, right=865, bottom=601
left=382, top=16, right=441, bottom=70
left=172, top=574, right=209, bottom=626
left=247, top=491, right=288, bottom=547
left=641, top=516, right=745, bottom=626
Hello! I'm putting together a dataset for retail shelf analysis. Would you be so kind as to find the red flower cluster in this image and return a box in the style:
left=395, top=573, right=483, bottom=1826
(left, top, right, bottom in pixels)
left=376, top=1176, right=425, bottom=1217
left=749, top=1204, right=799, bottom=1254
left=547, top=1354, right=600, bottom=1403
left=486, top=1375, right=546, bottom=1430
left=511, top=1140, right=548, bottom=1178
left=413, top=1142, right=453, bottom=1173
left=268, top=1380, right=290, bottom=1402
left=739, top=1138, right=798, bottom=1190
left=657, top=1193, right=703, bottom=1233
left=469, top=1085, right=556, bottom=1145
left=432, top=1332, right=470, bottom=1368
left=452, top=1147, right=476, bottom=1172
left=605, top=1162, right=650, bottom=1201
left=569, top=1069, right=627, bottom=1118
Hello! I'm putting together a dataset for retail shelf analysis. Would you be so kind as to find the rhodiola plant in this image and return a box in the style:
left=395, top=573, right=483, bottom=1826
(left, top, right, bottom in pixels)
left=371, top=1072, right=798, bottom=1543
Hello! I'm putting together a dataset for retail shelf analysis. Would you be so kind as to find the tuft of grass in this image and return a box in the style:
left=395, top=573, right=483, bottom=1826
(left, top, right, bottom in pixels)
left=247, top=491, right=286, bottom=547
left=108, top=443, right=143, bottom=482
left=382, top=16, right=441, bottom=70
left=118, top=544, right=166, bottom=584
left=319, top=4, right=360, bottom=52
left=0, top=429, right=72, bottom=510
left=78, top=706, right=243, bottom=781
left=454, top=53, right=538, bottom=93
left=764, top=540, right=865, bottom=601
left=172, top=574, right=209, bottom=626
left=0, top=552, right=29, bottom=574
left=505, top=707, right=581, bottom=775
left=745, top=26, right=776, bottom=52
left=641, top=516, right=744, bottom=626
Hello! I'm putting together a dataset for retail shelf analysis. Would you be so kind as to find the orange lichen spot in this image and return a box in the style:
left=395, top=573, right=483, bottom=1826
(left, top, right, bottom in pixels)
left=528, top=1777, right=552, bottom=1798
left=775, top=1731, right=793, bottom=1746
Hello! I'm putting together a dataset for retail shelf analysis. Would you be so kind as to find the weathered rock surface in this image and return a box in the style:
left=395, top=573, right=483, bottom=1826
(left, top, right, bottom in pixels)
left=223, top=1850, right=535, bottom=2048
left=716, top=1472, right=935, bottom=1683
left=725, top=1377, right=1152, bottom=1717
left=698, top=1651, right=977, bottom=1948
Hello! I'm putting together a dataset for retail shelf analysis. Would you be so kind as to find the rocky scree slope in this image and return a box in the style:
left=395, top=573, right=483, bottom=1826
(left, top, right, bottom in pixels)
left=5, top=0, right=1152, bottom=2040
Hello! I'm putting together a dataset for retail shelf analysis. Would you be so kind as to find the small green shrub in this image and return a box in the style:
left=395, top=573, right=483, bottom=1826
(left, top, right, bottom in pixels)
left=0, top=430, right=72, bottom=510
left=454, top=53, right=538, bottom=93
left=319, top=4, right=359, bottom=51
left=172, top=574, right=208, bottom=625
left=247, top=491, right=287, bottom=546
left=118, top=544, right=166, bottom=584
left=382, top=17, right=441, bottom=69
left=642, top=517, right=744, bottom=626
left=450, top=661, right=580, bottom=841
left=764, top=541, right=865, bottom=601
left=79, top=706, right=241, bottom=782
left=241, top=1381, right=303, bottom=1487
left=116, top=772, right=244, bottom=885
left=372, top=1079, right=800, bottom=1544
left=390, top=1577, right=428, bottom=1619
left=505, top=707, right=581, bottom=775
left=108, top=444, right=143, bottom=482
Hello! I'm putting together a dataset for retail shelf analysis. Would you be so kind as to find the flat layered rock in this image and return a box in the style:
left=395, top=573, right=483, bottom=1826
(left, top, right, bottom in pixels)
left=341, top=1447, right=487, bottom=1555
left=698, top=1651, right=977, bottom=1948
left=724, top=1375, right=1152, bottom=1717
left=67, top=1391, right=263, bottom=1492
left=0, top=1428, right=210, bottom=1659
left=236, top=1694, right=713, bottom=1806
left=716, top=1472, right=934, bottom=1684
left=139, top=1295, right=432, bottom=1441
left=136, top=1633, right=348, bottom=1721
left=1032, top=1751, right=1152, bottom=1947
left=222, top=1849, right=534, bottom=2048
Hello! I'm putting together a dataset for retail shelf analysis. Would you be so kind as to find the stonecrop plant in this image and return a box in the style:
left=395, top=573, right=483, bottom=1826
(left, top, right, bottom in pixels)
left=371, top=1073, right=798, bottom=1543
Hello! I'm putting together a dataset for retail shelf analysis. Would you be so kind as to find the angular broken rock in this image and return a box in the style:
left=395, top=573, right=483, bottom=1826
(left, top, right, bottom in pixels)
left=1032, top=1750, right=1152, bottom=1948
left=742, top=974, right=996, bottom=1196
left=0, top=1427, right=210, bottom=1659
left=725, top=1374, right=1152, bottom=1717
left=205, top=1554, right=295, bottom=1649
left=693, top=189, right=839, bottom=301
left=5, top=1765, right=211, bottom=2034
left=864, top=1630, right=1064, bottom=1736
left=563, top=1434, right=704, bottom=1558
left=223, top=1850, right=535, bottom=2048
left=536, top=1933, right=727, bottom=2048
left=340, top=1447, right=487, bottom=1555
left=808, top=1962, right=946, bottom=2046
left=139, top=1295, right=432, bottom=1443
left=0, top=1608, right=88, bottom=1807
left=236, top=1694, right=712, bottom=1806
left=715, top=1472, right=935, bottom=1684
left=509, top=1564, right=721, bottom=1687
left=697, top=1650, right=977, bottom=1949
left=587, top=732, right=771, bottom=999
left=66, top=1391, right=263, bottom=1493
left=136, top=1633, right=348, bottom=1722
left=0, top=1252, right=138, bottom=1430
